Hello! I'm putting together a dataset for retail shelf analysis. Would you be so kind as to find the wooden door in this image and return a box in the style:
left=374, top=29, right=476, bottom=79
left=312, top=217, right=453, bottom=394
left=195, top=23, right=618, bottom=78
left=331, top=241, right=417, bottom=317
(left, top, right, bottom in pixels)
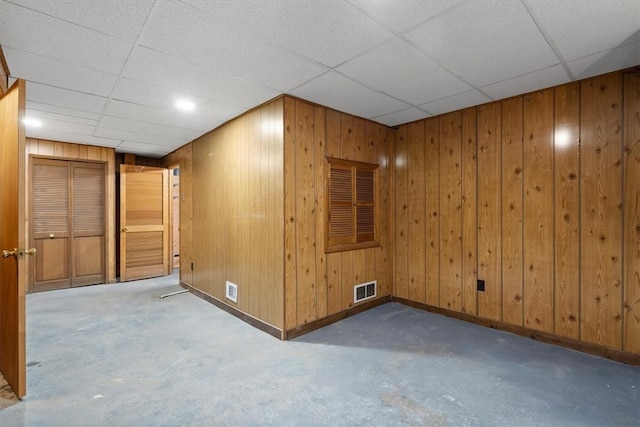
left=120, top=165, right=170, bottom=281
left=32, top=159, right=106, bottom=291
left=0, top=79, right=27, bottom=398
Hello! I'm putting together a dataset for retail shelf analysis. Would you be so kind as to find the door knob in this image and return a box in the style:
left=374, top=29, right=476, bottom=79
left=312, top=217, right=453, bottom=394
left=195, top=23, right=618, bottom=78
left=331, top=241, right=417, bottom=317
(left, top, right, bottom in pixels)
left=24, top=248, right=37, bottom=256
left=49, top=233, right=55, bottom=239
left=2, top=248, right=17, bottom=258
left=122, top=227, right=128, bottom=232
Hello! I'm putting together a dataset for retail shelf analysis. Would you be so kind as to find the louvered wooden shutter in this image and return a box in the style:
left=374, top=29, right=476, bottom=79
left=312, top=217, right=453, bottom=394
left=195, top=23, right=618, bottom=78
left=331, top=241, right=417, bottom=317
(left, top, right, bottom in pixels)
left=329, top=165, right=354, bottom=246
left=355, top=169, right=375, bottom=242
left=73, top=164, right=105, bottom=235
left=33, top=161, right=69, bottom=236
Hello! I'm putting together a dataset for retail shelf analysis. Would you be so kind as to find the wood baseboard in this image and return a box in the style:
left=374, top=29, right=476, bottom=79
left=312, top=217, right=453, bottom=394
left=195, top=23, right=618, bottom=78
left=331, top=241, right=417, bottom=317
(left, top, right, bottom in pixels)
left=392, top=297, right=640, bottom=366
left=180, top=281, right=283, bottom=340
left=284, top=296, right=392, bottom=340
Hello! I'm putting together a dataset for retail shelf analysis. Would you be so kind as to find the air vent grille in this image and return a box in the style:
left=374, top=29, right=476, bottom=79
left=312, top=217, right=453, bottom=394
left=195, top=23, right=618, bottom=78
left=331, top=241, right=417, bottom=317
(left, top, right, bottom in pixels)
left=354, top=281, right=376, bottom=303
left=226, top=281, right=238, bottom=303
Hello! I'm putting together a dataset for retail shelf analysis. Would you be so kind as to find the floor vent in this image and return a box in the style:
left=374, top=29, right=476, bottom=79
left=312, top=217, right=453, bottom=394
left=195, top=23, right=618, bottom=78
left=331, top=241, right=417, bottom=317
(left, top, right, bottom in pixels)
left=354, top=281, right=376, bottom=303
left=226, top=281, right=238, bottom=303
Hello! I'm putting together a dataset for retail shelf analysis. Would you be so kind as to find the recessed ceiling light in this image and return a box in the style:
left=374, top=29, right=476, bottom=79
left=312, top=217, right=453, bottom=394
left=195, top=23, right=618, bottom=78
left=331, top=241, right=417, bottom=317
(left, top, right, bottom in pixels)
left=176, top=99, right=195, bottom=112
left=23, top=117, right=42, bottom=127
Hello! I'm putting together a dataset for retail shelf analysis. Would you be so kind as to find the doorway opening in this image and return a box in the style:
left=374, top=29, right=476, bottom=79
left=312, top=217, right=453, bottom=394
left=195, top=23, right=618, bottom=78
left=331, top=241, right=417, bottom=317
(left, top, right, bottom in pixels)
left=170, top=166, right=180, bottom=273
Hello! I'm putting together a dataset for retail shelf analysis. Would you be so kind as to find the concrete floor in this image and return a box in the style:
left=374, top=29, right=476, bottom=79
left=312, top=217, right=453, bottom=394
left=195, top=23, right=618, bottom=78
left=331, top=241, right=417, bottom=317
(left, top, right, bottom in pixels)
left=0, top=273, right=638, bottom=426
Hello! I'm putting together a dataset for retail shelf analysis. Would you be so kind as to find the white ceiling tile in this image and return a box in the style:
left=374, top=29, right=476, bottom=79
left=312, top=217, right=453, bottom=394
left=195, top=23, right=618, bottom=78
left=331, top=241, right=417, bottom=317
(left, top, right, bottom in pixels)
left=5, top=0, right=154, bottom=42
left=349, top=0, right=466, bottom=33
left=526, top=0, right=640, bottom=62
left=25, top=127, right=121, bottom=148
left=26, top=82, right=108, bottom=113
left=32, top=118, right=97, bottom=136
left=372, top=107, right=431, bottom=127
left=405, top=0, right=559, bottom=87
left=110, top=78, right=247, bottom=121
left=0, top=1, right=132, bottom=74
left=184, top=0, right=394, bottom=68
left=290, top=71, right=410, bottom=119
left=337, top=38, right=471, bottom=105
left=481, top=65, right=570, bottom=100
left=25, top=109, right=98, bottom=128
left=419, top=90, right=491, bottom=116
left=99, top=116, right=203, bottom=142
left=122, top=47, right=279, bottom=109
left=26, top=102, right=101, bottom=121
left=4, top=47, right=118, bottom=97
left=95, top=127, right=184, bottom=146
left=568, top=41, right=640, bottom=80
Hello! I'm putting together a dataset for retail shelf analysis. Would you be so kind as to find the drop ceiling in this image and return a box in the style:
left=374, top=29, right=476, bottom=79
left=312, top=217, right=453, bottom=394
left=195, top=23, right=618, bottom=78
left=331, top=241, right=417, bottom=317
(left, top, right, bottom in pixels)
left=1, top=0, right=638, bottom=158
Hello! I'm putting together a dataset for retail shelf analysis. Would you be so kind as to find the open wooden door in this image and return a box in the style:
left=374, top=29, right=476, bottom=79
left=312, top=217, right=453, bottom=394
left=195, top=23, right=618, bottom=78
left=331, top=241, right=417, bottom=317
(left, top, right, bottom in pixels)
left=0, top=79, right=27, bottom=398
left=120, top=164, right=170, bottom=282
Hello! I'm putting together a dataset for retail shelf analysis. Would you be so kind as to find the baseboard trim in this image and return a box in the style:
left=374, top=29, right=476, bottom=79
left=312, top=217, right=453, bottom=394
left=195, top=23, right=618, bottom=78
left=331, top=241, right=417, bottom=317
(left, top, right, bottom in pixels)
left=392, top=297, right=640, bottom=366
left=284, top=295, right=392, bottom=340
left=180, top=281, right=283, bottom=340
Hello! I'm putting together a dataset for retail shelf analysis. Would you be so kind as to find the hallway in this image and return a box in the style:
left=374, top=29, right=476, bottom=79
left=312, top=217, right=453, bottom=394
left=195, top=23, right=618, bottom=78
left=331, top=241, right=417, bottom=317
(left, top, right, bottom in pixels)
left=0, top=273, right=638, bottom=426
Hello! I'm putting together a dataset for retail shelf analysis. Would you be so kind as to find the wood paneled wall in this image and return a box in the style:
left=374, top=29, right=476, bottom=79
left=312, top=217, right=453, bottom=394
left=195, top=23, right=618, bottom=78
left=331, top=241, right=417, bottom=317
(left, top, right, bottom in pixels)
left=283, top=97, right=394, bottom=332
left=160, top=145, right=193, bottom=286
left=191, top=98, right=284, bottom=329
left=0, top=46, right=8, bottom=94
left=25, top=139, right=116, bottom=290
left=394, top=70, right=640, bottom=355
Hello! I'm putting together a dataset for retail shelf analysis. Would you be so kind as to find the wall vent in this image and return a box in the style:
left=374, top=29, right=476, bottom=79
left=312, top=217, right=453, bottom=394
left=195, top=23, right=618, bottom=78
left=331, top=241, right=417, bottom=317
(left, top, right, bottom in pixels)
left=226, top=281, right=238, bottom=303
left=354, top=281, right=376, bottom=303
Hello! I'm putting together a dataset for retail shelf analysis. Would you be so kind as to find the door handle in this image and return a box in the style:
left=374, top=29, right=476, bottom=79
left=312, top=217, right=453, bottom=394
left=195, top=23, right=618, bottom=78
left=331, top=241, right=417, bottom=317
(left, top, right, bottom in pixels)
left=2, top=248, right=18, bottom=258
left=122, top=227, right=128, bottom=232
left=2, top=248, right=37, bottom=259
left=49, top=233, right=55, bottom=239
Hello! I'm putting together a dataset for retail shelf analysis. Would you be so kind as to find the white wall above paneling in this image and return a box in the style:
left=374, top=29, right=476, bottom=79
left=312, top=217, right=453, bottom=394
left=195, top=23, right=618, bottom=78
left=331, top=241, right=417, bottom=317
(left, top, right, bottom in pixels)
left=1, top=0, right=638, bottom=157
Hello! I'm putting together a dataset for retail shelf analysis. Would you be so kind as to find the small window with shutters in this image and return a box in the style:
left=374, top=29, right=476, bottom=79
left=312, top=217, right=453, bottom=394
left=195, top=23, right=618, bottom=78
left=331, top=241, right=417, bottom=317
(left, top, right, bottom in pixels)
left=326, top=158, right=379, bottom=253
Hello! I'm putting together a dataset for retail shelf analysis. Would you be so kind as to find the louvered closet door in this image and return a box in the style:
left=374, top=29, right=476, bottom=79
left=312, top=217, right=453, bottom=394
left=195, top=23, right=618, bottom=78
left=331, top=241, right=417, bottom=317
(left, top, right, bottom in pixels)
left=32, top=158, right=71, bottom=291
left=71, top=162, right=105, bottom=287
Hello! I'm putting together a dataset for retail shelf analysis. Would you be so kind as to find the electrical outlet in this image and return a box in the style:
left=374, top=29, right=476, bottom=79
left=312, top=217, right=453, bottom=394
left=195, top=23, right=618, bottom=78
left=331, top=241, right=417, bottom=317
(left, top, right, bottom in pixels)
left=477, top=279, right=485, bottom=292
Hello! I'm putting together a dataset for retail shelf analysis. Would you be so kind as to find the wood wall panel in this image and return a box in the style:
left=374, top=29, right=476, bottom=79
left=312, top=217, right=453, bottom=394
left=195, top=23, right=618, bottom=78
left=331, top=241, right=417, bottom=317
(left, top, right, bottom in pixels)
left=425, top=118, right=440, bottom=306
left=461, top=108, right=478, bottom=315
left=623, top=72, right=640, bottom=354
left=191, top=98, right=284, bottom=330
left=554, top=83, right=581, bottom=339
left=523, top=89, right=555, bottom=332
left=407, top=121, right=426, bottom=303
left=477, top=103, right=502, bottom=320
left=394, top=125, right=409, bottom=299
left=580, top=74, right=623, bottom=349
left=501, top=98, right=524, bottom=325
left=439, top=112, right=462, bottom=311
left=26, top=139, right=116, bottom=290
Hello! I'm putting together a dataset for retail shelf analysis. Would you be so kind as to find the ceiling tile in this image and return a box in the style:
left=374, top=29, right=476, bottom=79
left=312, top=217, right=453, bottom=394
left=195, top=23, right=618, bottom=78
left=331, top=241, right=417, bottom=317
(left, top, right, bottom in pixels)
left=26, top=82, right=108, bottom=113
left=5, top=0, right=154, bottom=42
left=405, top=0, right=559, bottom=87
left=94, top=127, right=184, bottom=146
left=139, top=0, right=327, bottom=92
left=184, top=0, right=394, bottom=68
left=349, top=0, right=466, bottom=33
left=526, top=0, right=640, bottom=62
left=25, top=127, right=121, bottom=148
left=26, top=102, right=101, bottom=121
left=337, top=37, right=471, bottom=105
left=99, top=116, right=202, bottom=142
left=419, top=90, right=491, bottom=116
left=568, top=41, right=640, bottom=80
left=3, top=47, right=118, bottom=97
left=481, top=65, right=570, bottom=100
left=0, top=1, right=132, bottom=74
left=25, top=109, right=98, bottom=128
left=122, top=47, right=279, bottom=109
left=290, top=71, right=410, bottom=119
left=372, top=107, right=431, bottom=127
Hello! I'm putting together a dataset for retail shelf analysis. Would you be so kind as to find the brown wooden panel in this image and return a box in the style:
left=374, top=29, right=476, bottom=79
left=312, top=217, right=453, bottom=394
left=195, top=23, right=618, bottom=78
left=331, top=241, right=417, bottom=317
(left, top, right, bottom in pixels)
left=245, top=110, right=259, bottom=315
left=314, top=105, right=328, bottom=319
left=407, top=121, right=426, bottom=303
left=295, top=100, right=318, bottom=324
left=32, top=160, right=69, bottom=236
left=439, top=112, right=462, bottom=311
left=35, top=238, right=68, bottom=283
left=425, top=118, right=440, bottom=306
left=327, top=252, right=342, bottom=315
left=376, top=125, right=392, bottom=298
left=554, top=83, right=581, bottom=339
left=523, top=89, right=555, bottom=332
left=394, top=125, right=409, bottom=299
left=125, top=170, right=164, bottom=226
left=73, top=163, right=105, bottom=234
left=272, top=98, right=285, bottom=328
left=341, top=251, right=354, bottom=310
left=283, top=97, right=298, bottom=329
left=580, top=74, right=623, bottom=348
left=73, top=236, right=104, bottom=279
left=477, top=103, right=502, bottom=320
left=461, top=107, right=478, bottom=315
left=623, top=72, right=640, bottom=353
left=501, top=97, right=524, bottom=326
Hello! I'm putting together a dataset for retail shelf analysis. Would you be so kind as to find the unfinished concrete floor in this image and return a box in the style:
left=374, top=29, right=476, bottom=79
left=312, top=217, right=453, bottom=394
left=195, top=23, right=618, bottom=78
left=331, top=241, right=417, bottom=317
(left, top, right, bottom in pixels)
left=0, top=273, right=638, bottom=426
